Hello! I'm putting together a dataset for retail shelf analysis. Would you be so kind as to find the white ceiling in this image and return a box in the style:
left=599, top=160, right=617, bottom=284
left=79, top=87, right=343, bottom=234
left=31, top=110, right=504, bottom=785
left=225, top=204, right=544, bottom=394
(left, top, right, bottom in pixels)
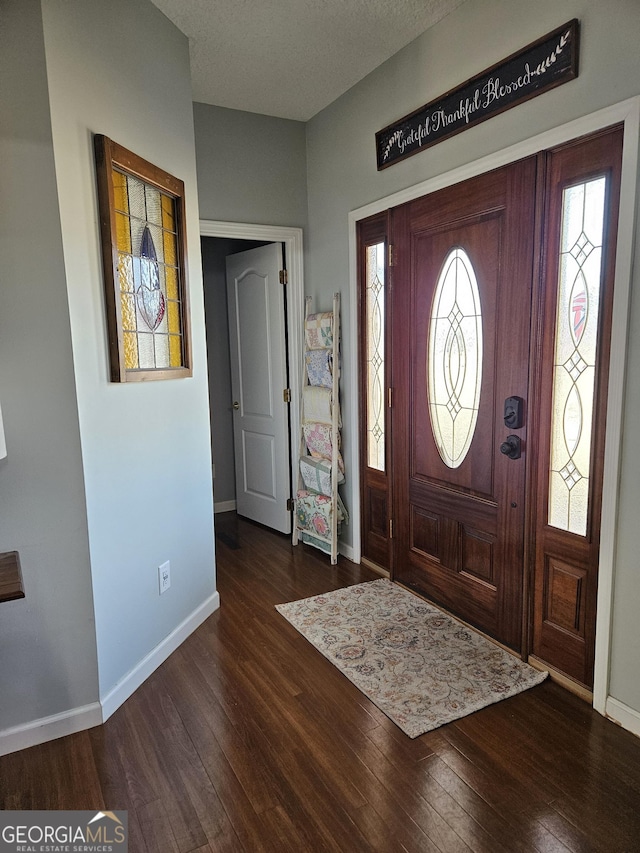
left=150, top=0, right=468, bottom=121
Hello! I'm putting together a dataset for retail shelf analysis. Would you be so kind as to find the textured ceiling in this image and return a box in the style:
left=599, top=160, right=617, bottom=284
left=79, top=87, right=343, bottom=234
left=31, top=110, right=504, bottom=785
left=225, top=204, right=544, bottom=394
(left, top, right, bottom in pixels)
left=149, top=0, right=468, bottom=121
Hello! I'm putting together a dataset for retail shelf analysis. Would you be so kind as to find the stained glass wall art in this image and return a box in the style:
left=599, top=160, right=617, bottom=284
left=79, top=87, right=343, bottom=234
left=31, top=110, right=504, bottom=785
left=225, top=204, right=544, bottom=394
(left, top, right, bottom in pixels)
left=94, top=135, right=192, bottom=382
left=427, top=247, right=483, bottom=468
left=548, top=177, right=606, bottom=535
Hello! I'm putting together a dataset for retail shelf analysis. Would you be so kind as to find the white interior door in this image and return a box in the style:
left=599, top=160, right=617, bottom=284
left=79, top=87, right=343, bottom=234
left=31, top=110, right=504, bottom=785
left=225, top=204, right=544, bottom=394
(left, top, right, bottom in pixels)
left=226, top=243, right=291, bottom=533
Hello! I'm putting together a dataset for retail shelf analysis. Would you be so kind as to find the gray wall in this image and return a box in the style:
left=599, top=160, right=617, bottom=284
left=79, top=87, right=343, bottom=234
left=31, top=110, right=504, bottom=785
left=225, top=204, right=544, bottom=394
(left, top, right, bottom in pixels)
left=0, top=1, right=99, bottom=729
left=194, top=103, right=308, bottom=229
left=304, top=0, right=640, bottom=711
left=194, top=104, right=309, bottom=513
left=40, top=0, right=217, bottom=699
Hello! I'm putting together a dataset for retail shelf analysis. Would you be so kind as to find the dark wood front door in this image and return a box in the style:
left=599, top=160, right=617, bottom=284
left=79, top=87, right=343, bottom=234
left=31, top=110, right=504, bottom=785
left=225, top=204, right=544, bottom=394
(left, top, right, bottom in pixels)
left=391, top=159, right=538, bottom=651
left=360, top=127, right=624, bottom=686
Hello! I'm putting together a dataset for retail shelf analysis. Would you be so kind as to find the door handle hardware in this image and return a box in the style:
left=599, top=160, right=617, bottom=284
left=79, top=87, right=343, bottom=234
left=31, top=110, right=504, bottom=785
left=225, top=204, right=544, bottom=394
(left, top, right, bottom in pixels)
left=232, top=401, right=240, bottom=410
left=500, top=435, right=521, bottom=459
left=504, top=396, right=524, bottom=429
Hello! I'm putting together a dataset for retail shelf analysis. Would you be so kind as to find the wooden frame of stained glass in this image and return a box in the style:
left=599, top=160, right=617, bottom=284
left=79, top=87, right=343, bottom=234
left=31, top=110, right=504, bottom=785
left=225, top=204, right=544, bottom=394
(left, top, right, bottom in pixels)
left=94, top=135, right=192, bottom=382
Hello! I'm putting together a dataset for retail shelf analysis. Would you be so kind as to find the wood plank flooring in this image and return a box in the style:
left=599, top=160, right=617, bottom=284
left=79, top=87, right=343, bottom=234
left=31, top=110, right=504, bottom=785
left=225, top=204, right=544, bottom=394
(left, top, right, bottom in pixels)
left=2, top=512, right=640, bottom=852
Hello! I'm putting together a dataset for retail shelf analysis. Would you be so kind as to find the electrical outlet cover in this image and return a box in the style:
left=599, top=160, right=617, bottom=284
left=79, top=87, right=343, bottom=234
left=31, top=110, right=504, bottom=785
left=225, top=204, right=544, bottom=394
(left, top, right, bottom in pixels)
left=159, top=560, right=171, bottom=594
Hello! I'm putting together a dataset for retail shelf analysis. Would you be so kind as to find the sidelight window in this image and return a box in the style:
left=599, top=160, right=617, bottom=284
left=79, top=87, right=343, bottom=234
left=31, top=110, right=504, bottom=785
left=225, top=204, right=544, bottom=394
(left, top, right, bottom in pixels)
left=548, top=177, right=606, bottom=535
left=365, top=242, right=386, bottom=471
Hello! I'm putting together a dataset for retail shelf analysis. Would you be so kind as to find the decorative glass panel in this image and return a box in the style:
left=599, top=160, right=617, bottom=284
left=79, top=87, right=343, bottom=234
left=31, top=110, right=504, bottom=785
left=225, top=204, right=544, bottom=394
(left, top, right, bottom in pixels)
left=548, top=178, right=606, bottom=535
left=427, top=247, right=483, bottom=468
left=112, top=168, right=184, bottom=370
left=94, top=135, right=192, bottom=381
left=365, top=242, right=385, bottom=471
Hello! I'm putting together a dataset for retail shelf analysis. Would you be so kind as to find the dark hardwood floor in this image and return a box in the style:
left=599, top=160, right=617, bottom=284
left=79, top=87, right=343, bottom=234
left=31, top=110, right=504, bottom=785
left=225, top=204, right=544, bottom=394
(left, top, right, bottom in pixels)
left=2, top=512, right=640, bottom=852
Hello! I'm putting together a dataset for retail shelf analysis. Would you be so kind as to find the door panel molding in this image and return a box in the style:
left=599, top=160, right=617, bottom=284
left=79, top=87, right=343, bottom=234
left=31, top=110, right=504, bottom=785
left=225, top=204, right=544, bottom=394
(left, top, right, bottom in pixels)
left=349, top=96, right=640, bottom=716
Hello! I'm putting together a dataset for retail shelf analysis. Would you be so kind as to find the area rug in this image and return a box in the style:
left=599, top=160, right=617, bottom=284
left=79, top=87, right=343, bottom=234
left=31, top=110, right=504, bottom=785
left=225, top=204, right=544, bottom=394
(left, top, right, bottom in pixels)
left=276, top=578, right=547, bottom=738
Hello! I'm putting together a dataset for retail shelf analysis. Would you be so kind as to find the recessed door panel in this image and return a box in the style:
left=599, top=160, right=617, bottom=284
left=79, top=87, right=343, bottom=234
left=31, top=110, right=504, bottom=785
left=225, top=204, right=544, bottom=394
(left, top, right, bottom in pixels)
left=242, top=431, right=277, bottom=500
left=236, top=273, right=272, bottom=418
left=411, top=217, right=500, bottom=500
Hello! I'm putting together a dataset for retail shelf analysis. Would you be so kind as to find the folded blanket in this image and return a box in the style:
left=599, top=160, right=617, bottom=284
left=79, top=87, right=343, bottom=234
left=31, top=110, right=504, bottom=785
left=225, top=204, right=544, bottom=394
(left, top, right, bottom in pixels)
left=305, top=312, right=333, bottom=350
left=299, top=455, right=344, bottom=496
left=305, top=349, right=333, bottom=388
left=302, top=422, right=344, bottom=472
left=295, top=490, right=348, bottom=550
left=303, top=385, right=336, bottom=424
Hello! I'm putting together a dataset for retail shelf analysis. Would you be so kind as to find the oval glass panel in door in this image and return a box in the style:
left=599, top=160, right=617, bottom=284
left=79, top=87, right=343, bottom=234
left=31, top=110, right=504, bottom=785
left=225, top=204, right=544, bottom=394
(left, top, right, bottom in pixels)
left=427, top=247, right=483, bottom=468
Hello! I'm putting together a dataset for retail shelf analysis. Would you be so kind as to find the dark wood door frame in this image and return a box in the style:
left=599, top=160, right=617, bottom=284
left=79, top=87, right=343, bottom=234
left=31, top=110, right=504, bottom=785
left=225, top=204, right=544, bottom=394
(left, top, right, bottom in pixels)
left=357, top=124, right=626, bottom=693
left=352, top=100, right=639, bottom=715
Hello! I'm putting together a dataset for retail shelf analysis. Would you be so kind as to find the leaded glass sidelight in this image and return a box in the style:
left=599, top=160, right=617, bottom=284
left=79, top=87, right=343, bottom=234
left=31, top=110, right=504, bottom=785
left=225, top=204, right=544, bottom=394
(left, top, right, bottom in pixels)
left=427, top=247, right=483, bottom=468
left=366, top=242, right=386, bottom=471
left=548, top=178, right=606, bottom=535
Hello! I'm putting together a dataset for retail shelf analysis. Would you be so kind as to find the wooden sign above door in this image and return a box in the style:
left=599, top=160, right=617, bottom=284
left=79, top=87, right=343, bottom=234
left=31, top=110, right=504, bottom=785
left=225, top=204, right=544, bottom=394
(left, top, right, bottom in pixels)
left=376, top=20, right=579, bottom=170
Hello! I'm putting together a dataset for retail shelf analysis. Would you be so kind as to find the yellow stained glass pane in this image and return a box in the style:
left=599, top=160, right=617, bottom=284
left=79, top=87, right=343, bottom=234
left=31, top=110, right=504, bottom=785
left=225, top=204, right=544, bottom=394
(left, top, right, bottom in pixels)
left=167, top=300, right=180, bottom=334
left=115, top=212, right=131, bottom=253
left=123, top=332, right=139, bottom=369
left=118, top=253, right=134, bottom=292
left=165, top=266, right=178, bottom=301
left=169, top=334, right=183, bottom=367
left=163, top=230, right=177, bottom=266
left=120, top=292, right=136, bottom=331
left=112, top=170, right=129, bottom=213
left=161, top=194, right=175, bottom=231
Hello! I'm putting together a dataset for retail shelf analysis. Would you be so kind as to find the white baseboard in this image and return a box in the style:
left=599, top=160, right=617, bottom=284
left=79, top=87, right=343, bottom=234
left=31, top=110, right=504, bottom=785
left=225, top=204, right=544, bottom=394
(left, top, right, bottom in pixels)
left=0, top=702, right=103, bottom=757
left=0, top=591, right=221, bottom=756
left=606, top=696, right=640, bottom=738
left=214, top=500, right=237, bottom=514
left=101, top=590, right=220, bottom=721
left=339, top=541, right=355, bottom=562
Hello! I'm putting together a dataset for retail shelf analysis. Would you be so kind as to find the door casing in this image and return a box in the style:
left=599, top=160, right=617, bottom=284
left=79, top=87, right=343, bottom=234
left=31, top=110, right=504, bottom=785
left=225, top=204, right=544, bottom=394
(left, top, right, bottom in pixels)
left=348, top=97, right=640, bottom=713
left=200, top=220, right=305, bottom=528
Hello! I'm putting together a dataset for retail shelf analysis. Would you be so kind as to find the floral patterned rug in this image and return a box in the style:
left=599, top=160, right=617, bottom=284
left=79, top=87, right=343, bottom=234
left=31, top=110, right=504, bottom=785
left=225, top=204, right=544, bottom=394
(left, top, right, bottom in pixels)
left=276, top=579, right=547, bottom=738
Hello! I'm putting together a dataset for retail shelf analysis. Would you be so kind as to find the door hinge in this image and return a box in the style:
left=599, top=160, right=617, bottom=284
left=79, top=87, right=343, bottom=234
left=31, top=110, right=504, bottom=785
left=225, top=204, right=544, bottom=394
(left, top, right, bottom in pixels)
left=388, top=387, right=392, bottom=408
left=389, top=518, right=394, bottom=539
left=279, top=269, right=288, bottom=285
left=287, top=498, right=294, bottom=512
left=388, top=244, right=395, bottom=267
left=283, top=388, right=291, bottom=403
